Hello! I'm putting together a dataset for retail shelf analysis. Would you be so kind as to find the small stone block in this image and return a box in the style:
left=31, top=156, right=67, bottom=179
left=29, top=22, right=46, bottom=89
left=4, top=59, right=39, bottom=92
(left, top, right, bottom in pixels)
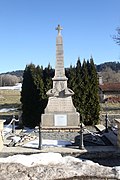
left=95, top=124, right=106, bottom=132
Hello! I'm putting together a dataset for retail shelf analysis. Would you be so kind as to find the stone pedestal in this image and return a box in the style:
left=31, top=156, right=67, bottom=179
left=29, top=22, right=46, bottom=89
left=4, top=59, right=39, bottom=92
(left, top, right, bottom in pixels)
left=115, top=119, right=120, bottom=147
left=42, top=96, right=79, bottom=128
left=0, top=120, right=5, bottom=151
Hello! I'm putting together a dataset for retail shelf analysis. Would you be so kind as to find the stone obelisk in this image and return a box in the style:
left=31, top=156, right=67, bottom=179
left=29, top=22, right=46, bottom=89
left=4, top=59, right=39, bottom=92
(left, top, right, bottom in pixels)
left=42, top=25, right=79, bottom=128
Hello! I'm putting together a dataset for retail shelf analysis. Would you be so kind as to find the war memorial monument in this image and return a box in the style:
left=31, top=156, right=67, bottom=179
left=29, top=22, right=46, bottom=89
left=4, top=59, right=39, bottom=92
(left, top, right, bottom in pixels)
left=42, top=25, right=79, bottom=128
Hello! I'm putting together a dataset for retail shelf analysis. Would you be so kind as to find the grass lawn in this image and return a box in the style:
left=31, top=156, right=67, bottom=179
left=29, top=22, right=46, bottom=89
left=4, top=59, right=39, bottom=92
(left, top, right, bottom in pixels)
left=0, top=89, right=119, bottom=120
left=100, top=102, right=120, bottom=114
left=0, top=89, right=21, bottom=106
left=0, top=89, right=21, bottom=118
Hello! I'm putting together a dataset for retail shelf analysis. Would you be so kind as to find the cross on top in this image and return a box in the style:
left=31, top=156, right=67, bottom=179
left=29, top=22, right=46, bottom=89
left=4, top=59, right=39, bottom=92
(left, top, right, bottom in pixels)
left=56, top=24, right=63, bottom=35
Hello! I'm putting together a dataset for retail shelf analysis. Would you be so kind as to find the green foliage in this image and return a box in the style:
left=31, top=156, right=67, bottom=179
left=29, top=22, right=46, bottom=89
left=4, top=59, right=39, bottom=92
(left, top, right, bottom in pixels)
left=73, top=58, right=83, bottom=113
left=85, top=57, right=100, bottom=125
left=67, top=57, right=100, bottom=125
left=43, top=63, right=54, bottom=96
left=21, top=64, right=45, bottom=128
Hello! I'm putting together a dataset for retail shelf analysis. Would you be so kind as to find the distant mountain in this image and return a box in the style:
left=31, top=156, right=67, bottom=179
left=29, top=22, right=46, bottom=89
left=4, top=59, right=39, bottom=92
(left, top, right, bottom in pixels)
left=0, top=61, right=120, bottom=77
left=96, top=61, right=120, bottom=72
left=0, top=70, right=24, bottom=77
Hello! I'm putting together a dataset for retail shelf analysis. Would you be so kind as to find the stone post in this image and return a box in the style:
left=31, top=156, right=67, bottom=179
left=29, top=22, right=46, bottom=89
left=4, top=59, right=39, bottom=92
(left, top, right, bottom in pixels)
left=79, top=115, right=85, bottom=150
left=105, top=113, right=108, bottom=133
left=115, top=119, right=120, bottom=147
left=79, top=123, right=85, bottom=149
left=12, top=115, right=16, bottom=134
left=0, top=120, right=5, bottom=151
left=38, top=121, right=42, bottom=150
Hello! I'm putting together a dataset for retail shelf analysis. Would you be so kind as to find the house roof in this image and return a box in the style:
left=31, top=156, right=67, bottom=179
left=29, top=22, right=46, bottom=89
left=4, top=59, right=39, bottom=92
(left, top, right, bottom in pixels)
left=99, top=83, right=120, bottom=92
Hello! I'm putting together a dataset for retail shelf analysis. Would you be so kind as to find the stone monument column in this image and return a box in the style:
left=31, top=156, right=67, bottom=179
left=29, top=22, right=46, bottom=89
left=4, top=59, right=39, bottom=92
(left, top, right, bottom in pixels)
left=54, top=24, right=65, bottom=78
left=42, top=25, right=79, bottom=128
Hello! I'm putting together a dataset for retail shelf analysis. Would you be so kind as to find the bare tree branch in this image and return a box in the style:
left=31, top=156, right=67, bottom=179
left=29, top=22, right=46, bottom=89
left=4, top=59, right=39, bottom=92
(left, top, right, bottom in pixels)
left=113, top=27, right=120, bottom=45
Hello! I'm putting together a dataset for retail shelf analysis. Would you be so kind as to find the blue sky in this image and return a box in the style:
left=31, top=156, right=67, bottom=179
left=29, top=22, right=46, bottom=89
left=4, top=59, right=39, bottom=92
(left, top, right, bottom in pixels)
left=0, top=0, right=120, bottom=73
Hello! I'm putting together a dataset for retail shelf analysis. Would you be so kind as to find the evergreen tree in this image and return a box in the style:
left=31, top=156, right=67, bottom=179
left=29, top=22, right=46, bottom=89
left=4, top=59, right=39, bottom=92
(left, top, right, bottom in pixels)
left=81, top=59, right=90, bottom=124
left=43, top=63, right=53, bottom=96
left=67, top=64, right=76, bottom=90
left=35, top=65, right=46, bottom=117
left=80, top=58, right=100, bottom=125
left=87, top=57, right=100, bottom=125
left=21, top=63, right=45, bottom=128
left=74, top=58, right=83, bottom=114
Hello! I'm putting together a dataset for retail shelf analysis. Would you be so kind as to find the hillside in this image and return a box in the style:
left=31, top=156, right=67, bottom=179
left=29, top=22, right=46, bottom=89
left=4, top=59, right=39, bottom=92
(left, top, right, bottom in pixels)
left=0, top=61, right=120, bottom=83
left=96, top=61, right=120, bottom=72
left=0, top=70, right=24, bottom=77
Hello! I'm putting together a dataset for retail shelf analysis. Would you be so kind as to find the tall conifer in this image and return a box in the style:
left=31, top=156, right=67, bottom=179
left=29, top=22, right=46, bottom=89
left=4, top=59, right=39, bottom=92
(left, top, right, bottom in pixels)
left=88, top=57, right=100, bottom=124
left=21, top=64, right=45, bottom=128
left=43, top=63, right=53, bottom=96
left=74, top=58, right=83, bottom=113
left=81, top=58, right=100, bottom=125
left=81, top=59, right=90, bottom=123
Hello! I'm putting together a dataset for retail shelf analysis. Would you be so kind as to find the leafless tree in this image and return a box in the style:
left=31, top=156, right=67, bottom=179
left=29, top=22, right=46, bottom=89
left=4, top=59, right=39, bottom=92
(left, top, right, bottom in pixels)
left=101, top=67, right=120, bottom=83
left=113, top=27, right=120, bottom=45
left=0, top=74, right=20, bottom=86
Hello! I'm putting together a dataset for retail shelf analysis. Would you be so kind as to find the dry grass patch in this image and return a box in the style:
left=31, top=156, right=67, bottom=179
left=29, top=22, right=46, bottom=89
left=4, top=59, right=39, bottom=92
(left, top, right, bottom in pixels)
left=0, top=89, right=20, bottom=106
left=100, top=102, right=120, bottom=114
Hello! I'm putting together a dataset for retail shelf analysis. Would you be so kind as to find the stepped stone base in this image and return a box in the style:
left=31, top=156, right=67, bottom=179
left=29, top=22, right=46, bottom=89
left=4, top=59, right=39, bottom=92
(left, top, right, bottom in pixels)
left=42, top=112, right=79, bottom=128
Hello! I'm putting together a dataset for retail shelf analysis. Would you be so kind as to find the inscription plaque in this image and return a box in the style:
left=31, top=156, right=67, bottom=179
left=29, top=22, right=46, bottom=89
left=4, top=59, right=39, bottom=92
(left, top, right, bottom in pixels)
left=54, top=114, right=67, bottom=126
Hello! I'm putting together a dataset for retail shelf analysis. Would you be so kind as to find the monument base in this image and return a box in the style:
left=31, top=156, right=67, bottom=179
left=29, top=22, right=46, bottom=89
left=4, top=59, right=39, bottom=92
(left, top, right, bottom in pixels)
left=42, top=112, right=79, bottom=128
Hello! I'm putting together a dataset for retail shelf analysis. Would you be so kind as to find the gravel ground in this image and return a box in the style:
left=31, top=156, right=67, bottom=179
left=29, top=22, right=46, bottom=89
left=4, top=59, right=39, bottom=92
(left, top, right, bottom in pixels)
left=35, top=126, right=97, bottom=142
left=41, top=131, right=79, bottom=142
